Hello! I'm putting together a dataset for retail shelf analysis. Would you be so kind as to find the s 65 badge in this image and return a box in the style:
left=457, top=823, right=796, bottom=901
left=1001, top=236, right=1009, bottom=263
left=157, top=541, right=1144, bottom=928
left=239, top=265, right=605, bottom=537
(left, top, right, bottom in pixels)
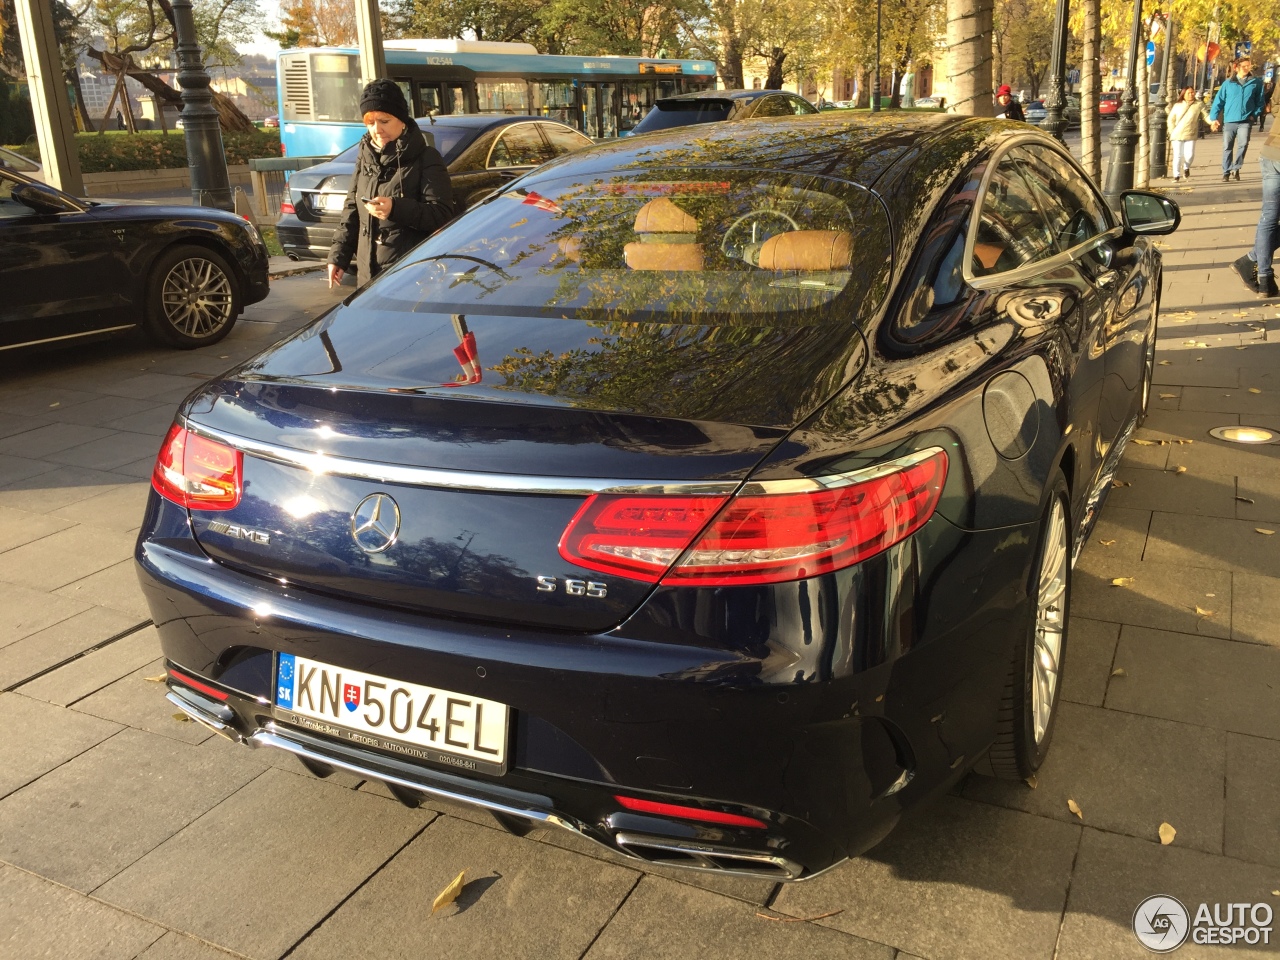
left=536, top=576, right=607, bottom=597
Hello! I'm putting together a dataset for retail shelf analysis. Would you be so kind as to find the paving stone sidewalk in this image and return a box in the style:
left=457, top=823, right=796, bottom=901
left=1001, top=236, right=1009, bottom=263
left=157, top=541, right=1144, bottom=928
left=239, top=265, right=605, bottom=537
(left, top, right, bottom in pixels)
left=1, top=174, right=1278, bottom=960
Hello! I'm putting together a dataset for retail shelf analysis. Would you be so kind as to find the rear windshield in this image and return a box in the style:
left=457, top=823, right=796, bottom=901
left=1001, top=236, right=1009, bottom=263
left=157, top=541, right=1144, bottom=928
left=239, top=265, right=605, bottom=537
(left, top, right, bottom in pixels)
left=359, top=168, right=889, bottom=326
left=633, top=101, right=733, bottom=133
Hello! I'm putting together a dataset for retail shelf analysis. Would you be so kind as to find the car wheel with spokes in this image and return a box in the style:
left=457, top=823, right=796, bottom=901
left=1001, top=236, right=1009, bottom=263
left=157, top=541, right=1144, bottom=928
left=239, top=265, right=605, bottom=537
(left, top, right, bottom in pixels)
left=145, top=244, right=240, bottom=348
left=982, top=469, right=1071, bottom=780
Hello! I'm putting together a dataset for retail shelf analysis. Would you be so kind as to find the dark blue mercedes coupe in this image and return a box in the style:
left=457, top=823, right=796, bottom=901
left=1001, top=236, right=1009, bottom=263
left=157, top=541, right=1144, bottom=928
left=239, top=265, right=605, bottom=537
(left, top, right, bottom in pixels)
left=137, top=114, right=1179, bottom=879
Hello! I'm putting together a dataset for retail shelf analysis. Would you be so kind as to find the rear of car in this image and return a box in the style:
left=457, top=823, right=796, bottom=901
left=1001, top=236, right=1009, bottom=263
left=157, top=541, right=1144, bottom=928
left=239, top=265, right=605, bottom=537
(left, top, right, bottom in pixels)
left=137, top=163, right=959, bottom=878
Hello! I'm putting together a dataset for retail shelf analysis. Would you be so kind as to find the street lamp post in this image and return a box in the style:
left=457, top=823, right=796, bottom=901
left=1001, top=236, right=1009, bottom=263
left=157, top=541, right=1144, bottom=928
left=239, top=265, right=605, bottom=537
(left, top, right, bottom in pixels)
left=171, top=0, right=232, bottom=211
left=871, top=0, right=883, bottom=112
left=1102, top=0, right=1144, bottom=204
left=1042, top=0, right=1071, bottom=141
left=1149, top=12, right=1175, bottom=178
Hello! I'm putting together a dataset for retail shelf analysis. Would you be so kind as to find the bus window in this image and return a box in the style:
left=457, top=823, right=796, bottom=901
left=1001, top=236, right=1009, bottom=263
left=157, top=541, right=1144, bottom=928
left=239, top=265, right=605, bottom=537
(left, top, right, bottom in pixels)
left=446, top=84, right=468, bottom=115
left=581, top=85, right=599, bottom=138
left=619, top=81, right=657, bottom=132
left=533, top=81, right=574, bottom=125
left=599, top=83, right=618, bottom=138
left=311, top=53, right=361, bottom=121
left=414, top=83, right=443, bottom=117
left=478, top=80, right=529, bottom=114
left=657, top=79, right=678, bottom=99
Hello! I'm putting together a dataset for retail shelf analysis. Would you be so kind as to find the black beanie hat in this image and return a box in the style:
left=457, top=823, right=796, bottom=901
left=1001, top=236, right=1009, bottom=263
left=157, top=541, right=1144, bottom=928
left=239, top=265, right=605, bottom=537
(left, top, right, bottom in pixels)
left=359, top=78, right=411, bottom=125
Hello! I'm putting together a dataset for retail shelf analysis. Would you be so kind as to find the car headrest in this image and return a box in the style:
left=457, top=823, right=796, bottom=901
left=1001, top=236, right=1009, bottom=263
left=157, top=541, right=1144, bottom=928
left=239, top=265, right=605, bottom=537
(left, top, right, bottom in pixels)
left=623, top=242, right=705, bottom=271
left=633, top=197, right=698, bottom=235
left=757, top=230, right=853, bottom=271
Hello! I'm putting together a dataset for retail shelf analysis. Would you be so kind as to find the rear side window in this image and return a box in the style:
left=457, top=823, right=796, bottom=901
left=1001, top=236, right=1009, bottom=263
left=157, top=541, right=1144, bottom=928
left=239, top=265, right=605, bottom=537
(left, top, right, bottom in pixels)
left=1008, top=146, right=1110, bottom=252
left=541, top=124, right=593, bottom=156
left=751, top=96, right=794, bottom=118
left=788, top=97, right=819, bottom=115
left=971, top=156, right=1057, bottom=276
left=488, top=124, right=552, bottom=168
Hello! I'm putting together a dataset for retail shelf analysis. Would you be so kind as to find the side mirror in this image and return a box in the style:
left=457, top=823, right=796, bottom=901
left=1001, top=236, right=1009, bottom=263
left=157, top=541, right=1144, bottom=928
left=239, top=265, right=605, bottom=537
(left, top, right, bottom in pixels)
left=13, top=181, right=77, bottom=214
left=1119, top=190, right=1181, bottom=235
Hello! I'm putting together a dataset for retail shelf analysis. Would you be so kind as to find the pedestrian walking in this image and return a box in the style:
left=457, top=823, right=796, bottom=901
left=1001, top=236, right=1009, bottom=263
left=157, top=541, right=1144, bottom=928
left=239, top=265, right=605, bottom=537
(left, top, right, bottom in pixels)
left=1230, top=83, right=1280, bottom=298
left=995, top=85, right=1024, bottom=122
left=327, top=79, right=454, bottom=289
left=1209, top=57, right=1266, bottom=181
left=1168, top=87, right=1206, bottom=181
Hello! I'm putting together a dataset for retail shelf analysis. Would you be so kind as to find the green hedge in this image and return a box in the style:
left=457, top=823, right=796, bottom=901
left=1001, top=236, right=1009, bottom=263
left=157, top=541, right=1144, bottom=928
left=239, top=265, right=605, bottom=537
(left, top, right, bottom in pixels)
left=0, top=82, right=36, bottom=146
left=5, top=129, right=281, bottom=173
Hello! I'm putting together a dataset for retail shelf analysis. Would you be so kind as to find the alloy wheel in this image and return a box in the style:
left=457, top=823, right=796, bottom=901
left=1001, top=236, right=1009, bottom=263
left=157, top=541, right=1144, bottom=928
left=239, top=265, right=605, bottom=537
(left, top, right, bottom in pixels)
left=1032, top=497, right=1068, bottom=744
left=160, top=257, right=234, bottom=338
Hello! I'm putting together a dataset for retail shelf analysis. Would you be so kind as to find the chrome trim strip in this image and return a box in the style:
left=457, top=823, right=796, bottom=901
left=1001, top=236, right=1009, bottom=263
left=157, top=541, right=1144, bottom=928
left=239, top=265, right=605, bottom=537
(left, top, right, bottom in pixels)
left=166, top=692, right=241, bottom=740
left=613, top=831, right=803, bottom=879
left=0, top=324, right=136, bottom=352
left=249, top=727, right=580, bottom=832
left=184, top=419, right=946, bottom=498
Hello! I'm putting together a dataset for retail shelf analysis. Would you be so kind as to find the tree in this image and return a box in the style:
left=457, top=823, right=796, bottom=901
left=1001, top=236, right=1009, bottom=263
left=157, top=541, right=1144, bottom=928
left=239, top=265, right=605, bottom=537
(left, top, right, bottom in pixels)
left=995, top=0, right=1053, bottom=98
left=265, top=0, right=356, bottom=49
left=944, top=0, right=994, bottom=115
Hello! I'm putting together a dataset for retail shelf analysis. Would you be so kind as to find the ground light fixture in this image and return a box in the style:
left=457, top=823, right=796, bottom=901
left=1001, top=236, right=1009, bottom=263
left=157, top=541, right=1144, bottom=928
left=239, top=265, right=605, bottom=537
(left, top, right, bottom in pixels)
left=1208, top=426, right=1278, bottom=444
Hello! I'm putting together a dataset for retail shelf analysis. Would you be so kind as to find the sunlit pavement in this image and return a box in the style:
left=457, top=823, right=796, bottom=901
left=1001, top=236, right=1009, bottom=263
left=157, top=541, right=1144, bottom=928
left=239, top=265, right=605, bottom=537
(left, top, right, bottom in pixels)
left=1, top=166, right=1278, bottom=960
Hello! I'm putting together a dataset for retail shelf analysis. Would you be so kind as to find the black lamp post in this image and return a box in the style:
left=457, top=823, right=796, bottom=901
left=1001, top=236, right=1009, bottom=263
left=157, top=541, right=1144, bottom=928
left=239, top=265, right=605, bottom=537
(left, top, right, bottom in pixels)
left=871, top=0, right=883, bottom=112
left=1042, top=0, right=1071, bottom=140
left=172, top=0, right=232, bottom=211
left=1103, top=0, right=1144, bottom=204
left=1149, top=12, right=1174, bottom=178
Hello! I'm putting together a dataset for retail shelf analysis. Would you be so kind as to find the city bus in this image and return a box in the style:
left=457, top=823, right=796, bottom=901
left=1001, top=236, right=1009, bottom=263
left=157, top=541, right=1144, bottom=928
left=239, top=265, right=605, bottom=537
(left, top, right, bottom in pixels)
left=278, top=40, right=719, bottom=157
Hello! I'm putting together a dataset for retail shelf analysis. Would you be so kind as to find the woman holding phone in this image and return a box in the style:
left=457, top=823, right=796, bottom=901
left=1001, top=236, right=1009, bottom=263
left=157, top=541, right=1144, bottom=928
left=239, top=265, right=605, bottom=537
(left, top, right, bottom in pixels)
left=327, top=79, right=454, bottom=288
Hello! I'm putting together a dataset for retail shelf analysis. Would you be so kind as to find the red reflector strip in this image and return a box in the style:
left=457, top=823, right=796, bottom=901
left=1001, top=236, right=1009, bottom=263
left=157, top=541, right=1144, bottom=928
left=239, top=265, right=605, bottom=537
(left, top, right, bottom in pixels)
left=280, top=200, right=296, bottom=214
left=613, top=795, right=767, bottom=829
left=168, top=668, right=229, bottom=702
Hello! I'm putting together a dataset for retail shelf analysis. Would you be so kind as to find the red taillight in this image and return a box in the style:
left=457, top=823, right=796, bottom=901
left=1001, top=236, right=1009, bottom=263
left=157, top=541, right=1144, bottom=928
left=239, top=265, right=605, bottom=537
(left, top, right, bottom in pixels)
left=151, top=423, right=243, bottom=511
left=280, top=199, right=295, bottom=214
left=168, top=667, right=229, bottom=701
left=559, top=449, right=947, bottom=587
left=614, top=795, right=767, bottom=829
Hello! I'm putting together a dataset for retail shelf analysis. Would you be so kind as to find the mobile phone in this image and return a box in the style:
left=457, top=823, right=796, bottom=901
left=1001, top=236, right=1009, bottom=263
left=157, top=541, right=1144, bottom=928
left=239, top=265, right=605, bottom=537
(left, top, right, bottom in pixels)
left=359, top=197, right=373, bottom=203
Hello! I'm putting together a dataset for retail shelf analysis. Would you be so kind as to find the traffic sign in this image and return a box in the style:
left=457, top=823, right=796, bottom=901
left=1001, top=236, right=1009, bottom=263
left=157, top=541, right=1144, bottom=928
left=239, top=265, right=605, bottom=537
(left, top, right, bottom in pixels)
left=1146, top=41, right=1156, bottom=67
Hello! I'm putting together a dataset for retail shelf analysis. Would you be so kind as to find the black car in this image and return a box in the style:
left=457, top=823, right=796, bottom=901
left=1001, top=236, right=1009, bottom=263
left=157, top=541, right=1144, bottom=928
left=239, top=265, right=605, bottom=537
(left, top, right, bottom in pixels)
left=275, top=115, right=592, bottom=262
left=139, top=114, right=1178, bottom=880
left=628, top=88, right=819, bottom=136
left=0, top=167, right=269, bottom=351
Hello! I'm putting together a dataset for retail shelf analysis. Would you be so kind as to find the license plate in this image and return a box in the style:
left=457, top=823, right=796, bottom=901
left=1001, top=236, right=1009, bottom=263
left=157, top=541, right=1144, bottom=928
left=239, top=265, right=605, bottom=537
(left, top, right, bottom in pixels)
left=274, top=654, right=508, bottom=775
left=319, top=192, right=346, bottom=212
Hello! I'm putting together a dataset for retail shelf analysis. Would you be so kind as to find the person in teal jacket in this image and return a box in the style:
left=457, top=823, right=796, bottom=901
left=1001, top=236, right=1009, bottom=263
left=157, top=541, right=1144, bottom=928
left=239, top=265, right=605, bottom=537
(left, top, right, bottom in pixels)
left=1210, top=57, right=1266, bottom=180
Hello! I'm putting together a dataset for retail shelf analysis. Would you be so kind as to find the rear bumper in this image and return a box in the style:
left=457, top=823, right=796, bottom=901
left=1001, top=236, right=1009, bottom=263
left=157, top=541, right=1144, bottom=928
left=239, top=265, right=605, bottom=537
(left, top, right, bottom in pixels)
left=137, top=491, right=1030, bottom=878
left=276, top=217, right=334, bottom=261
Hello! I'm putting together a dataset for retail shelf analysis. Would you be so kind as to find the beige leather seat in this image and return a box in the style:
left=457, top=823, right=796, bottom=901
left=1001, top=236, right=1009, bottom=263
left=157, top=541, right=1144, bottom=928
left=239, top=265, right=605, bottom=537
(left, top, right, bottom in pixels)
left=623, top=197, right=704, bottom=271
left=757, top=230, right=853, bottom=271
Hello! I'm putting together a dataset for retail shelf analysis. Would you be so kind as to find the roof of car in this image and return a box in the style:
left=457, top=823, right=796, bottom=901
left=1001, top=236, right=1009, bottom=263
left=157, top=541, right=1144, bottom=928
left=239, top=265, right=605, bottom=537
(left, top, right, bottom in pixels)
left=524, top=112, right=1002, bottom=192
left=415, top=114, right=553, bottom=128
left=654, top=88, right=800, bottom=104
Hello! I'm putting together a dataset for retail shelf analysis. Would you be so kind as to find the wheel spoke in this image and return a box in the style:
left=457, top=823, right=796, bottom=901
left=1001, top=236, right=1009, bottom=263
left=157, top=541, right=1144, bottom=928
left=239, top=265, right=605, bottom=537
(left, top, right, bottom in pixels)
left=1030, top=497, right=1069, bottom=746
left=161, top=257, right=233, bottom=339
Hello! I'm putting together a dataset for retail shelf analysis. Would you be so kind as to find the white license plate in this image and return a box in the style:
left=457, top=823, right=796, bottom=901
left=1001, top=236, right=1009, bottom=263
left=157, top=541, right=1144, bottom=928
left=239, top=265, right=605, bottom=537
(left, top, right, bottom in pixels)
left=319, top=193, right=346, bottom=212
left=274, top=654, right=508, bottom=774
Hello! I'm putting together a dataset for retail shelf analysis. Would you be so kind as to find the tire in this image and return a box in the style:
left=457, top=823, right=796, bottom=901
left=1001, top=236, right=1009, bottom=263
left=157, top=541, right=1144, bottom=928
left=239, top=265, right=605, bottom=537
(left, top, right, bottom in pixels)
left=983, top=469, right=1071, bottom=780
left=144, top=244, right=240, bottom=349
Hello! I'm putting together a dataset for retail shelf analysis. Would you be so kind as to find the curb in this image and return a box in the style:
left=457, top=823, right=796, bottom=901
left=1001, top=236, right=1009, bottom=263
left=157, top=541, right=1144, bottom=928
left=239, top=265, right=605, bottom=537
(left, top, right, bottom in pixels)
left=269, top=259, right=326, bottom=279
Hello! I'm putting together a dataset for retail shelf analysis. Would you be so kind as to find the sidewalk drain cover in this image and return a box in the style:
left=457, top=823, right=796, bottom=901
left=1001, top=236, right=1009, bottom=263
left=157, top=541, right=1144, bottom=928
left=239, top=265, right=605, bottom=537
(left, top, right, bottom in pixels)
left=1208, top=426, right=1277, bottom=444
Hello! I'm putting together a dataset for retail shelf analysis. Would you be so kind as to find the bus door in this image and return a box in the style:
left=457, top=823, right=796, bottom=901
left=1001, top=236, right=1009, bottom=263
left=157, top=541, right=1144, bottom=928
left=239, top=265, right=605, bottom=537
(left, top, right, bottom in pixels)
left=446, top=83, right=471, bottom=115
left=580, top=84, right=598, bottom=137
left=618, top=81, right=657, bottom=133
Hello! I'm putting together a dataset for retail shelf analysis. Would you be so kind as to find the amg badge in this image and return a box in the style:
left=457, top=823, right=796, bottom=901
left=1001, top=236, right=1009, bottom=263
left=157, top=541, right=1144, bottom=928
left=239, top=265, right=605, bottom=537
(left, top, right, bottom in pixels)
left=205, top=521, right=271, bottom=545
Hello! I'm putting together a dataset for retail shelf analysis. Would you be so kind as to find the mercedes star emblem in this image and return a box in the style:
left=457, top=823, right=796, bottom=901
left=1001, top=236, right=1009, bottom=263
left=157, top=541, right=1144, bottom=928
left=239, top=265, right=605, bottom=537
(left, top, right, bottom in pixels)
left=350, top=493, right=401, bottom=554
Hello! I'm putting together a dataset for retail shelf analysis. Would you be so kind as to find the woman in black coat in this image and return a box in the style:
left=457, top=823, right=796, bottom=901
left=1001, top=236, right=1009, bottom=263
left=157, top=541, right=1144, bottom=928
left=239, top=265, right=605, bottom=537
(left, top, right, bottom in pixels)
left=327, top=79, right=455, bottom=288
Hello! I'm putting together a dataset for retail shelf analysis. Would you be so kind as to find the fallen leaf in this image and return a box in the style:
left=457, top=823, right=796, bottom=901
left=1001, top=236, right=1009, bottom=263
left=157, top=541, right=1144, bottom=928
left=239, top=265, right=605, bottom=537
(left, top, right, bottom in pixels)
left=1111, top=667, right=1127, bottom=676
left=172, top=712, right=191, bottom=723
left=48, top=402, right=59, bottom=408
left=1067, top=798, right=1083, bottom=820
left=756, top=909, right=844, bottom=923
left=1249, top=388, right=1263, bottom=394
left=1257, top=529, right=1276, bottom=536
left=1173, top=466, right=1187, bottom=474
left=1099, top=538, right=1117, bottom=546
left=432, top=870, right=466, bottom=915
left=1158, top=360, right=1172, bottom=365
left=1132, top=438, right=1155, bottom=445
left=1159, top=822, right=1177, bottom=845
left=1112, top=480, right=1132, bottom=488
left=1206, top=593, right=1216, bottom=598
left=1194, top=606, right=1214, bottom=617
left=1273, top=890, right=1280, bottom=896
left=1174, top=439, right=1193, bottom=445
left=1159, top=393, right=1178, bottom=399
left=1236, top=496, right=1256, bottom=504
left=1111, top=577, right=1135, bottom=586
left=1025, top=775, right=1038, bottom=789
left=143, top=674, right=167, bottom=683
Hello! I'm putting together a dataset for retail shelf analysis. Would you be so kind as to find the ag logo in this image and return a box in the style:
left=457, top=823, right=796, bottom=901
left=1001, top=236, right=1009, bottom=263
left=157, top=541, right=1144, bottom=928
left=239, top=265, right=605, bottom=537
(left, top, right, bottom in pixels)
left=1133, top=895, right=1190, bottom=953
